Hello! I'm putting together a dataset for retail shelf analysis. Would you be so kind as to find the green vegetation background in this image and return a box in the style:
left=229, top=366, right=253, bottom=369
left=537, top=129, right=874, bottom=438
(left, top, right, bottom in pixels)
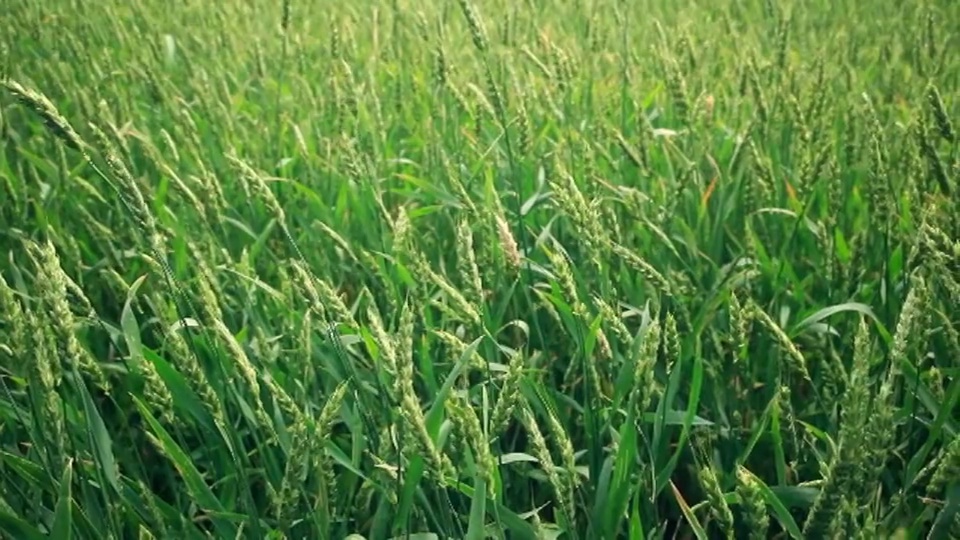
left=1, top=0, right=958, bottom=538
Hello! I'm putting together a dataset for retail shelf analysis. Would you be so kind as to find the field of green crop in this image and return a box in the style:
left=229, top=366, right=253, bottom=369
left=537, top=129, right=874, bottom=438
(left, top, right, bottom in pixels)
left=1, top=0, right=958, bottom=538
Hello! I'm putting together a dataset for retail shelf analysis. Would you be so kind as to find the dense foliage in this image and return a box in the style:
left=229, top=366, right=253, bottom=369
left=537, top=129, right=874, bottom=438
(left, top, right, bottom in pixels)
left=1, top=0, right=958, bottom=538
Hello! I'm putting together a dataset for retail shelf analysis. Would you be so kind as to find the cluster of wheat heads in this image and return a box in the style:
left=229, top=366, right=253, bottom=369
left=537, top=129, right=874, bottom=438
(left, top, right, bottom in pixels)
left=1, top=0, right=958, bottom=538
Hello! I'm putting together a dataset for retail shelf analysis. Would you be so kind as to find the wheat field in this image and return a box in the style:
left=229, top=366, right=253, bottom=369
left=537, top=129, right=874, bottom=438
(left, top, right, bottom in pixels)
left=1, top=0, right=958, bottom=538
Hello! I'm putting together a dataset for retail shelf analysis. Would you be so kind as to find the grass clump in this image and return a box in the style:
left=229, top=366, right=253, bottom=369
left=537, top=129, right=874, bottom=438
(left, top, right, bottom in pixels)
left=1, top=0, right=959, bottom=538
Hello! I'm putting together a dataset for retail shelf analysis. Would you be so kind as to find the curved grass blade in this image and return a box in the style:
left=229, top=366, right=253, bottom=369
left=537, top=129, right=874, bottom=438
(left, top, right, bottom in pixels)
left=75, top=373, right=120, bottom=493
left=453, top=481, right=539, bottom=540
left=120, top=274, right=149, bottom=372
left=669, top=480, right=708, bottom=540
left=928, top=483, right=960, bottom=540
left=131, top=395, right=238, bottom=539
left=465, top=476, right=487, bottom=540
left=51, top=458, right=73, bottom=540
left=0, top=510, right=45, bottom=540
left=790, top=302, right=878, bottom=338
left=655, top=354, right=704, bottom=495
left=737, top=466, right=802, bottom=539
